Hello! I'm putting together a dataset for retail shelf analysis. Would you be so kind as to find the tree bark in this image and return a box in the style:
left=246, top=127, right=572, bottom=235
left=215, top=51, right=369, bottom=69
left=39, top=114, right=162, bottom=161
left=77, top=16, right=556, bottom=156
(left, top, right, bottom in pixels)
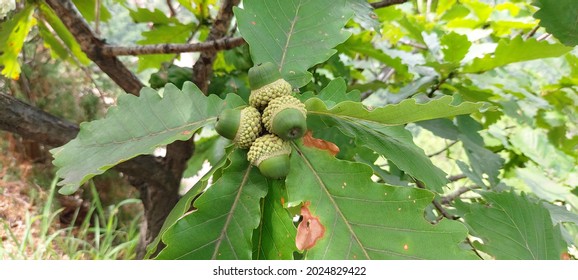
left=3, top=0, right=242, bottom=259
left=101, top=37, right=245, bottom=56
left=44, top=0, right=144, bottom=95
left=38, top=0, right=185, bottom=259
left=192, top=0, right=241, bottom=94
left=0, top=91, right=175, bottom=187
left=0, top=92, right=78, bottom=147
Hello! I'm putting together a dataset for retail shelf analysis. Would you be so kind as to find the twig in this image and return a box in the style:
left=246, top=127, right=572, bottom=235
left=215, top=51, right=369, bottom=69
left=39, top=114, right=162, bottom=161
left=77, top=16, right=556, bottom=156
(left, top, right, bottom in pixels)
left=39, top=18, right=108, bottom=106
left=360, top=68, right=395, bottom=101
left=360, top=91, right=372, bottom=101
left=398, top=38, right=428, bottom=50
left=427, top=140, right=458, bottom=157
left=370, top=0, right=409, bottom=9
left=447, top=174, right=467, bottom=182
left=537, top=33, right=551, bottom=41
left=440, top=185, right=481, bottom=204
left=414, top=179, right=457, bottom=220
left=523, top=25, right=539, bottom=40
left=425, top=0, right=433, bottom=21
left=191, top=0, right=241, bottom=93
left=467, top=237, right=485, bottom=259
left=94, top=0, right=100, bottom=36
left=433, top=199, right=457, bottom=219
left=427, top=74, right=453, bottom=97
left=167, top=0, right=176, bottom=18
left=45, top=0, right=144, bottom=95
left=101, top=37, right=246, bottom=56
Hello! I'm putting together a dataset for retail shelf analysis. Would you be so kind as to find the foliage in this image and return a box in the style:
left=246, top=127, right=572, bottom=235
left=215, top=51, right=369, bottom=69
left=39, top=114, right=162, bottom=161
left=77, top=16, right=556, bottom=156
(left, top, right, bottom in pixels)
left=51, top=83, right=244, bottom=195
left=533, top=0, right=578, bottom=46
left=2, top=0, right=577, bottom=260
left=456, top=191, right=567, bottom=260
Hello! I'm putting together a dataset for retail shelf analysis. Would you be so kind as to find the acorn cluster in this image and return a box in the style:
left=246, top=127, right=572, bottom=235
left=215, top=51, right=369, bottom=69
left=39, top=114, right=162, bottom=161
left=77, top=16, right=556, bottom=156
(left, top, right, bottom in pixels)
left=214, top=62, right=307, bottom=179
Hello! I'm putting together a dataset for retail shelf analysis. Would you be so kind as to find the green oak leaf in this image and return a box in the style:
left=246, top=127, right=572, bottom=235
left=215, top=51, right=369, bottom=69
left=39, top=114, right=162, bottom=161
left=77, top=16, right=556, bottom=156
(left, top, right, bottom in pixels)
left=136, top=23, right=194, bottom=71
left=145, top=144, right=235, bottom=259
left=441, top=32, right=471, bottom=64
left=347, top=0, right=380, bottom=32
left=38, top=21, right=69, bottom=61
left=533, top=0, right=578, bottom=46
left=337, top=33, right=409, bottom=79
left=51, top=82, right=245, bottom=195
left=129, top=8, right=180, bottom=24
left=72, top=0, right=111, bottom=22
left=509, top=126, right=575, bottom=179
left=286, top=143, right=477, bottom=260
left=306, top=95, right=485, bottom=127
left=156, top=150, right=268, bottom=259
left=305, top=96, right=485, bottom=192
left=235, top=0, right=353, bottom=87
left=252, top=180, right=297, bottom=260
left=0, top=6, right=36, bottom=79
left=39, top=3, right=91, bottom=65
left=463, top=37, right=573, bottom=73
left=316, top=78, right=360, bottom=106
left=456, top=191, right=567, bottom=260
left=144, top=178, right=208, bottom=259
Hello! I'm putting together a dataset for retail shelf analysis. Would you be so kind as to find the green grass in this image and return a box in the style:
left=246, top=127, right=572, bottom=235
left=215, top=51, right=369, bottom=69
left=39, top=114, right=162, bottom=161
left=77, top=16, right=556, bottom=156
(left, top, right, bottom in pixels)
left=0, top=176, right=141, bottom=260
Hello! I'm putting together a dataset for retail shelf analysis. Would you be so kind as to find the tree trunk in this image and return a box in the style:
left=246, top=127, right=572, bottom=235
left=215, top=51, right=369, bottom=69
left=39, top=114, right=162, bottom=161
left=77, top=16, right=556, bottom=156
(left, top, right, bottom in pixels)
left=1, top=0, right=241, bottom=259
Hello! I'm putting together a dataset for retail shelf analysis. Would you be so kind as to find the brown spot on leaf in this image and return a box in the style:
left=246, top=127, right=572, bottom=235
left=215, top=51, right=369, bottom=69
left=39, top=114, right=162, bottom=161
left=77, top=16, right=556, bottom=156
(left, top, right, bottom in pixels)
left=561, top=252, right=571, bottom=260
left=303, top=131, right=339, bottom=156
left=295, top=202, right=325, bottom=250
left=181, top=130, right=192, bottom=135
left=403, top=244, right=408, bottom=250
left=251, top=21, right=256, bottom=25
left=280, top=197, right=285, bottom=206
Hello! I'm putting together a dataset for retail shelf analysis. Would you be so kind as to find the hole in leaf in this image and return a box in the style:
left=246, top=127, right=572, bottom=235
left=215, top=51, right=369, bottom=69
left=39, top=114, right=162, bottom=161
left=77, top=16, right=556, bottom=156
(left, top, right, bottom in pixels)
left=295, top=202, right=325, bottom=250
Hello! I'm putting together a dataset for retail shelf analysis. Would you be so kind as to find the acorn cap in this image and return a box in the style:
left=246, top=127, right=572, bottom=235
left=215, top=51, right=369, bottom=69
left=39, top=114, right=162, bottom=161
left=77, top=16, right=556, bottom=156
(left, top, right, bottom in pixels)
left=247, top=134, right=292, bottom=179
left=249, top=79, right=293, bottom=111
left=262, top=95, right=307, bottom=140
left=248, top=62, right=282, bottom=90
left=215, top=106, right=262, bottom=149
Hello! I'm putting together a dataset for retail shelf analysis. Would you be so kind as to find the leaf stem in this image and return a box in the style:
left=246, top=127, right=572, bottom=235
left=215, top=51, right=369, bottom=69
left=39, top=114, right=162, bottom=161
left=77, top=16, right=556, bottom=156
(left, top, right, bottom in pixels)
left=440, top=185, right=481, bottom=204
left=427, top=140, right=458, bottom=157
left=414, top=179, right=457, bottom=220
left=466, top=237, right=484, bottom=259
left=523, top=25, right=540, bottom=40
left=370, top=0, right=409, bottom=9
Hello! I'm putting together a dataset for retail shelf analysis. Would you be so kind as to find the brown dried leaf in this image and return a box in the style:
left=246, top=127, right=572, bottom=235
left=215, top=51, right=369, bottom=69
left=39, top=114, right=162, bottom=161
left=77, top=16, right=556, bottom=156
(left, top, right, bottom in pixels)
left=295, top=202, right=325, bottom=250
left=302, top=131, right=339, bottom=156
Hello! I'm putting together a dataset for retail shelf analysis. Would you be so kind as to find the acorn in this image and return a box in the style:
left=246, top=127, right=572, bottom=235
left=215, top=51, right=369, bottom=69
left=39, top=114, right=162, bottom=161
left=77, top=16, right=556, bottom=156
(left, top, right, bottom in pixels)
left=262, top=95, right=307, bottom=140
left=215, top=106, right=262, bottom=149
left=247, top=134, right=292, bottom=179
left=248, top=62, right=292, bottom=111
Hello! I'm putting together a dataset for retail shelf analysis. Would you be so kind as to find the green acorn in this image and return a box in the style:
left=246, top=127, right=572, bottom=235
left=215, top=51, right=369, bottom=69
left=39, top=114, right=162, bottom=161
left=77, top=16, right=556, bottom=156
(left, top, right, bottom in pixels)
left=247, top=134, right=292, bottom=179
left=248, top=62, right=292, bottom=111
left=262, top=95, right=307, bottom=140
left=215, top=106, right=262, bottom=149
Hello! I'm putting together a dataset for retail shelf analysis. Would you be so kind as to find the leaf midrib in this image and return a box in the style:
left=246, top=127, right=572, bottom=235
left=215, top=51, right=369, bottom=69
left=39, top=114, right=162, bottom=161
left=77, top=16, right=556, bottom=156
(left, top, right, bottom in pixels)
left=211, top=165, right=254, bottom=260
left=306, top=98, right=483, bottom=128
left=279, top=0, right=302, bottom=72
left=487, top=196, right=539, bottom=259
left=74, top=118, right=216, bottom=148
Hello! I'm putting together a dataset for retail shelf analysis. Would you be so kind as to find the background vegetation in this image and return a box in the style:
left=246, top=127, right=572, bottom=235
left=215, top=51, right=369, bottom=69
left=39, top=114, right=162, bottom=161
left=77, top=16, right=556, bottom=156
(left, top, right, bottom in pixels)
left=0, top=0, right=577, bottom=260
